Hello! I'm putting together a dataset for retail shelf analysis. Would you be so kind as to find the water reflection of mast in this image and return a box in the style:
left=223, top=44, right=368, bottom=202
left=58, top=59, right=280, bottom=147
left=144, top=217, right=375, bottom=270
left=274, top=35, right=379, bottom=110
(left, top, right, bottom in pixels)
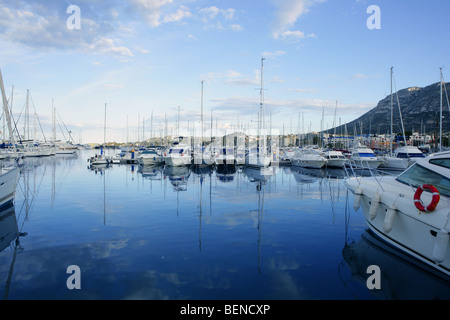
left=256, top=181, right=265, bottom=275
left=103, top=169, right=106, bottom=225
left=198, top=173, right=203, bottom=252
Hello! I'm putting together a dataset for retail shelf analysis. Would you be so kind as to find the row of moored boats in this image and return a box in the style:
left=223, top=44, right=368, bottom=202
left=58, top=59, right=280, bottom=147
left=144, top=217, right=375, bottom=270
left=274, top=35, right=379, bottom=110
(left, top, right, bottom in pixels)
left=280, top=144, right=426, bottom=170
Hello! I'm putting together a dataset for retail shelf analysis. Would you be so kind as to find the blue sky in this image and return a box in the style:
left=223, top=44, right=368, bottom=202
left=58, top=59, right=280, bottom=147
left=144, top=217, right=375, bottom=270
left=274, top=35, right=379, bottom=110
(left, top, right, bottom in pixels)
left=0, top=0, right=449, bottom=143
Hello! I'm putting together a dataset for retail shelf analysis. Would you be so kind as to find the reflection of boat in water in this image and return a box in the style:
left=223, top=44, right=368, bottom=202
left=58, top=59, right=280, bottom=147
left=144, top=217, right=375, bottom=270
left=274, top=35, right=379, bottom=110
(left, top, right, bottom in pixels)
left=138, top=164, right=163, bottom=180
left=0, top=204, right=19, bottom=252
left=342, top=229, right=450, bottom=300
left=325, top=168, right=348, bottom=180
left=0, top=203, right=28, bottom=299
left=216, top=164, right=236, bottom=183
left=190, top=164, right=212, bottom=176
left=164, top=165, right=191, bottom=191
left=244, top=166, right=274, bottom=184
left=291, top=166, right=326, bottom=184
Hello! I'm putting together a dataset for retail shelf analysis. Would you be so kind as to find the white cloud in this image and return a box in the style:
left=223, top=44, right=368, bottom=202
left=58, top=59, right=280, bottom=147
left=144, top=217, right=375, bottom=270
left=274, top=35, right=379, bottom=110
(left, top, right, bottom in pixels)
left=0, top=2, right=134, bottom=58
left=353, top=73, right=370, bottom=80
left=198, top=6, right=239, bottom=31
left=162, top=5, right=192, bottom=23
left=262, top=50, right=287, bottom=58
left=128, top=0, right=173, bottom=27
left=230, top=24, right=244, bottom=32
left=271, top=0, right=326, bottom=40
left=87, top=37, right=134, bottom=57
left=202, top=70, right=260, bottom=87
left=199, top=6, right=220, bottom=22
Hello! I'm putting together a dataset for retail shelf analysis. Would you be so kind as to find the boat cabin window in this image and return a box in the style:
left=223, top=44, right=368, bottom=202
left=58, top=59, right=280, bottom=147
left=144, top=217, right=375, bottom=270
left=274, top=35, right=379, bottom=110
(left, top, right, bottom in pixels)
left=396, top=163, right=450, bottom=197
left=429, top=158, right=450, bottom=169
left=168, top=149, right=184, bottom=154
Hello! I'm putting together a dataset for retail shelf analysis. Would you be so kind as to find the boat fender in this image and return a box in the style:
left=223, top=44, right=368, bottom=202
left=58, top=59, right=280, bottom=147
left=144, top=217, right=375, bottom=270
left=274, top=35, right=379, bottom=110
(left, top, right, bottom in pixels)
left=353, top=187, right=363, bottom=212
left=369, top=193, right=381, bottom=220
left=414, top=184, right=440, bottom=213
left=383, top=205, right=397, bottom=233
left=432, top=229, right=449, bottom=264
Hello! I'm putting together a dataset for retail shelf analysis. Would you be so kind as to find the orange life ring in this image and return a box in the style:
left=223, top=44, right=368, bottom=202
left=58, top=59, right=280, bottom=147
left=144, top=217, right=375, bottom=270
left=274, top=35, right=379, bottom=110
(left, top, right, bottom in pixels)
left=414, top=184, right=440, bottom=213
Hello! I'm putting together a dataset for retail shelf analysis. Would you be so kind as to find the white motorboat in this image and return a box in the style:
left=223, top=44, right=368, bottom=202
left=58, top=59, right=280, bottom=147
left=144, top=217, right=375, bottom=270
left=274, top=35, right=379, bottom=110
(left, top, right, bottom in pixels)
left=348, top=145, right=384, bottom=169
left=379, top=146, right=425, bottom=170
left=291, top=148, right=327, bottom=169
left=164, top=137, right=192, bottom=167
left=111, top=153, right=122, bottom=164
left=121, top=149, right=139, bottom=164
left=138, top=148, right=164, bottom=166
left=280, top=147, right=295, bottom=165
left=345, top=151, right=450, bottom=277
left=55, top=142, right=78, bottom=154
left=88, top=153, right=109, bottom=166
left=323, top=150, right=348, bottom=168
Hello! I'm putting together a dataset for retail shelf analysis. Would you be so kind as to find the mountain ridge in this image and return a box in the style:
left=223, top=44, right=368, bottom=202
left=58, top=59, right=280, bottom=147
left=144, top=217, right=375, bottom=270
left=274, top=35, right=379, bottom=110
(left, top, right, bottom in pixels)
left=328, top=81, right=450, bottom=137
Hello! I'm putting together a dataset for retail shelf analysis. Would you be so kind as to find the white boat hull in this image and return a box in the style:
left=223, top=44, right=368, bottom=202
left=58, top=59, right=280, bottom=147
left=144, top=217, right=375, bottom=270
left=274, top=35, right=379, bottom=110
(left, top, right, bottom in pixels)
left=0, top=167, right=19, bottom=208
left=346, top=176, right=450, bottom=277
left=165, top=156, right=191, bottom=167
left=138, top=157, right=164, bottom=166
left=349, top=159, right=383, bottom=169
left=379, top=157, right=410, bottom=170
left=291, top=158, right=326, bottom=169
left=245, top=154, right=271, bottom=168
left=325, top=159, right=347, bottom=168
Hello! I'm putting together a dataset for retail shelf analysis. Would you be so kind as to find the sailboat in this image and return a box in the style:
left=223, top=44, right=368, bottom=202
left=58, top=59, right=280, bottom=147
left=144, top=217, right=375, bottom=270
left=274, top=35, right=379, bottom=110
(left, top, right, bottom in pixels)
left=193, top=81, right=214, bottom=167
left=0, top=68, right=20, bottom=208
left=245, top=57, right=271, bottom=168
left=380, top=67, right=425, bottom=170
left=88, top=103, right=110, bottom=166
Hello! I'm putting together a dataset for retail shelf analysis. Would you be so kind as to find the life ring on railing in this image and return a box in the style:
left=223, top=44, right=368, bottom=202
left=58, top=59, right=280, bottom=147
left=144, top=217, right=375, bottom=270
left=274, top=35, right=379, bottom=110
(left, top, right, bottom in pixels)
left=414, top=184, right=440, bottom=213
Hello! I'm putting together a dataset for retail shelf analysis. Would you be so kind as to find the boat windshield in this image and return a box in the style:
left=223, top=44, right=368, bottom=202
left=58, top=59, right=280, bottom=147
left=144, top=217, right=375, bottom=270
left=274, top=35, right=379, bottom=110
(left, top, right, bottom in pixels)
left=396, top=163, right=450, bottom=197
left=397, top=152, right=425, bottom=159
left=358, top=153, right=375, bottom=158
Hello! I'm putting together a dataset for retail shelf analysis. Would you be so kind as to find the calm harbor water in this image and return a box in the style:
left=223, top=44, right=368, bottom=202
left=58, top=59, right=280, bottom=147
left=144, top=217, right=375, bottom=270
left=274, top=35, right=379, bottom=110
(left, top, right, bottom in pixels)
left=0, top=149, right=449, bottom=300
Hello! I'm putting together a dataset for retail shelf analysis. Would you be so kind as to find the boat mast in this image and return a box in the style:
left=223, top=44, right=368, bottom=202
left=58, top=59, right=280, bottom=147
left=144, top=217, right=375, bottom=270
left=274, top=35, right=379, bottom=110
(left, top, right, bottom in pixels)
left=104, top=103, right=107, bottom=145
left=390, top=67, right=394, bottom=155
left=440, top=67, right=443, bottom=152
left=260, top=57, right=266, bottom=155
left=0, top=69, right=16, bottom=149
left=52, top=99, right=56, bottom=142
left=201, top=80, right=204, bottom=148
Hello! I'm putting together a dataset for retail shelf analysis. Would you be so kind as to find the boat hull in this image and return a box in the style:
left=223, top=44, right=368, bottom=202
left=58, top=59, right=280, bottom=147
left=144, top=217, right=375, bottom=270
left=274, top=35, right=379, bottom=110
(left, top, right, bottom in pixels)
left=325, top=159, right=347, bottom=168
left=0, top=167, right=19, bottom=208
left=346, top=177, right=450, bottom=277
left=165, top=156, right=191, bottom=167
left=138, top=157, right=164, bottom=166
left=349, top=159, right=383, bottom=169
left=245, top=154, right=271, bottom=168
left=291, top=159, right=326, bottom=169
